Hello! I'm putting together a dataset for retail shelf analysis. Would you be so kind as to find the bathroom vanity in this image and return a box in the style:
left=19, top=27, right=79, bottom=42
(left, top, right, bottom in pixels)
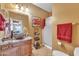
left=0, top=37, right=32, bottom=56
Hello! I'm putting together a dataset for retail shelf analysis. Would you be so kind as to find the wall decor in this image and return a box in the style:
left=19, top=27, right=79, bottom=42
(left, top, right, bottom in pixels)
left=32, top=16, right=41, bottom=27
left=57, top=23, right=72, bottom=43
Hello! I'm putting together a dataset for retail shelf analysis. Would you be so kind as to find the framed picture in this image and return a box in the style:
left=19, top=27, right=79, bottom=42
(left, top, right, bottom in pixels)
left=32, top=16, right=41, bottom=27
left=57, top=23, right=72, bottom=43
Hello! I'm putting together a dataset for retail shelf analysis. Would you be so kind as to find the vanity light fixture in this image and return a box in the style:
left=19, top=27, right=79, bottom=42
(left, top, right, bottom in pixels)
left=15, top=4, right=30, bottom=15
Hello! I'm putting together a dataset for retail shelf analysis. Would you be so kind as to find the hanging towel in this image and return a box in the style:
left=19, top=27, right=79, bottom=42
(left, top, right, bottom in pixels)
left=40, top=18, right=45, bottom=29
left=57, top=23, right=72, bottom=43
left=0, top=14, right=5, bottom=31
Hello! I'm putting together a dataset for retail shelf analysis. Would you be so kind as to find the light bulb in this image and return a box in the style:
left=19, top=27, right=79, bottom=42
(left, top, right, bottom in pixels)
left=21, top=6, right=24, bottom=11
left=25, top=8, right=29, bottom=12
left=16, top=4, right=19, bottom=9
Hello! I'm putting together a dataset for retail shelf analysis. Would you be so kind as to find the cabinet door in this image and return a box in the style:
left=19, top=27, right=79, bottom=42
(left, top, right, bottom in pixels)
left=20, top=44, right=26, bottom=56
left=16, top=42, right=26, bottom=56
left=3, top=47, right=18, bottom=56
left=19, top=40, right=32, bottom=56
left=25, top=40, right=32, bottom=56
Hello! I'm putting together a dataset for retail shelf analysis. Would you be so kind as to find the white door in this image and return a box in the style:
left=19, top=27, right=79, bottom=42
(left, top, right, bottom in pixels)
left=42, top=16, right=53, bottom=49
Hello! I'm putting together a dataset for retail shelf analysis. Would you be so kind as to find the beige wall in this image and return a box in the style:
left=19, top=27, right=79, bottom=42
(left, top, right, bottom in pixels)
left=28, top=4, right=49, bottom=18
left=52, top=4, right=79, bottom=56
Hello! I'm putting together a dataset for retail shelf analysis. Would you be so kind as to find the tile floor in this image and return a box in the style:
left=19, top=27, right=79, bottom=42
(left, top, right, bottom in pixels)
left=32, top=46, right=52, bottom=56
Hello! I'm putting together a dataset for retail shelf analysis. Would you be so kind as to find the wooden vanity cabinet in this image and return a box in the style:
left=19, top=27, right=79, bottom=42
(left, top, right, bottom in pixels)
left=2, top=47, right=18, bottom=56
left=24, top=40, right=32, bottom=56
left=0, top=40, right=32, bottom=56
left=18, top=40, right=32, bottom=56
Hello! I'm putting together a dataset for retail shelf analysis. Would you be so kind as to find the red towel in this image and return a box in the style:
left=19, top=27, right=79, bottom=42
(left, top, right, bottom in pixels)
left=40, top=18, right=45, bottom=29
left=0, top=14, right=5, bottom=31
left=57, top=23, right=72, bottom=43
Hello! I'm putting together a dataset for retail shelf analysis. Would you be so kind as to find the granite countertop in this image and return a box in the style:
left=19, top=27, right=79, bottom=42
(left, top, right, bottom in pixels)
left=0, top=36, right=32, bottom=46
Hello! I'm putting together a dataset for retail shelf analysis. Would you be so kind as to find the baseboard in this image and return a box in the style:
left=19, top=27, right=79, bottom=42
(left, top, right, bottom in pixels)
left=44, top=44, right=52, bottom=50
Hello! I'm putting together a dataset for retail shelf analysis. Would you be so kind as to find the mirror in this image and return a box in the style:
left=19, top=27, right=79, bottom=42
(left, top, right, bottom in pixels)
left=10, top=19, right=23, bottom=35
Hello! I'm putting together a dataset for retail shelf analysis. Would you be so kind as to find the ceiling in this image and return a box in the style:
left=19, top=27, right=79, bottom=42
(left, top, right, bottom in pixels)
left=32, top=3, right=52, bottom=12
